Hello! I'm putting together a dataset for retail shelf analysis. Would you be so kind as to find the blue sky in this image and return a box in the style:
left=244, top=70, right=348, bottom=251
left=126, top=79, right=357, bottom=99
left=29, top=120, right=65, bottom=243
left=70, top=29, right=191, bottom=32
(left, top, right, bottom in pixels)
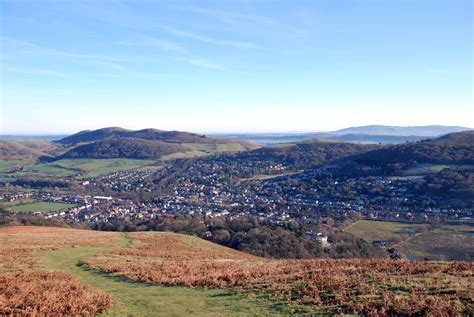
left=1, top=0, right=472, bottom=134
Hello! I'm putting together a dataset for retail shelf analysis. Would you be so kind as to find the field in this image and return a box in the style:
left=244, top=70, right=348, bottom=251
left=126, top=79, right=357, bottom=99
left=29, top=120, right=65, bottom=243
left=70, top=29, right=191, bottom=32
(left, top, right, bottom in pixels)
left=398, top=225, right=474, bottom=261
left=161, top=142, right=260, bottom=161
left=345, top=220, right=474, bottom=261
left=0, top=160, right=16, bottom=171
left=0, top=227, right=296, bottom=316
left=2, top=158, right=158, bottom=180
left=344, top=220, right=422, bottom=243
left=407, top=163, right=474, bottom=175
left=0, top=159, right=30, bottom=173
left=4, top=201, right=76, bottom=213
left=1, top=226, right=471, bottom=316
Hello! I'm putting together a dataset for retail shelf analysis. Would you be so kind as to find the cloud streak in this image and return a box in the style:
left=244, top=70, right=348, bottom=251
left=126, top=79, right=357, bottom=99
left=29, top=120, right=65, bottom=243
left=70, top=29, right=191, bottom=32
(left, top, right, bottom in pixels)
left=2, top=35, right=224, bottom=72
left=1, top=36, right=127, bottom=70
left=119, top=36, right=187, bottom=54
left=177, top=5, right=304, bottom=36
left=2, top=65, right=78, bottom=78
left=164, top=27, right=260, bottom=49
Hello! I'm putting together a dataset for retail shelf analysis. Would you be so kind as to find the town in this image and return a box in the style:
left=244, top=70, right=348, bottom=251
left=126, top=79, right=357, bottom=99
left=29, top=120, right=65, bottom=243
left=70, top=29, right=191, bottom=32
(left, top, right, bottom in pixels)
left=2, top=154, right=472, bottom=227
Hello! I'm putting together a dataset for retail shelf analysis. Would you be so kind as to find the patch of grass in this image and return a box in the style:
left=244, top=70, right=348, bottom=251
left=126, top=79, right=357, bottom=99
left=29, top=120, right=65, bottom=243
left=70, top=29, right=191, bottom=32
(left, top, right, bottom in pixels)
left=1, top=198, right=36, bottom=207
left=0, top=176, right=18, bottom=183
left=344, top=220, right=421, bottom=243
left=45, top=234, right=291, bottom=316
left=6, top=201, right=76, bottom=213
left=22, top=163, right=78, bottom=177
left=0, top=159, right=15, bottom=171
left=398, top=226, right=474, bottom=261
left=86, top=232, right=473, bottom=316
left=407, top=163, right=474, bottom=175
left=160, top=151, right=209, bottom=161
left=0, top=159, right=29, bottom=172
left=20, top=159, right=157, bottom=179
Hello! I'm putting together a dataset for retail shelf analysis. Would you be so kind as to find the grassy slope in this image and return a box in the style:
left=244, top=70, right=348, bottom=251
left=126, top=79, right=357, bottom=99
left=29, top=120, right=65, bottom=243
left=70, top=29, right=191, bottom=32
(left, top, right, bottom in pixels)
left=161, top=142, right=261, bottom=161
left=45, top=233, right=289, bottom=316
left=398, top=225, right=474, bottom=261
left=345, top=220, right=474, bottom=261
left=17, top=159, right=157, bottom=179
left=344, top=220, right=421, bottom=242
left=6, top=201, right=76, bottom=212
left=407, top=163, right=474, bottom=175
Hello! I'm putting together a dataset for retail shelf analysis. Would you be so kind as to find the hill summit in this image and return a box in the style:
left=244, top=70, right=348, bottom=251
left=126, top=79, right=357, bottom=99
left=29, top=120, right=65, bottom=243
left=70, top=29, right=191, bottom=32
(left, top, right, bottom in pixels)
left=56, top=127, right=213, bottom=145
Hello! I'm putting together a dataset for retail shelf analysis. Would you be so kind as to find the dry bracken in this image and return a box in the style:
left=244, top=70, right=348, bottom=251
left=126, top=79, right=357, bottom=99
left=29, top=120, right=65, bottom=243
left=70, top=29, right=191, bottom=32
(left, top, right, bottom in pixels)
left=87, top=232, right=474, bottom=316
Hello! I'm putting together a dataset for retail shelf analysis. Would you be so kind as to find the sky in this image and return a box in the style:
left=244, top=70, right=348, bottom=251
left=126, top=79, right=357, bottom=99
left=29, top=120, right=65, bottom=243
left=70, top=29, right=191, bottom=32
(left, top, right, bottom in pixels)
left=0, top=0, right=472, bottom=135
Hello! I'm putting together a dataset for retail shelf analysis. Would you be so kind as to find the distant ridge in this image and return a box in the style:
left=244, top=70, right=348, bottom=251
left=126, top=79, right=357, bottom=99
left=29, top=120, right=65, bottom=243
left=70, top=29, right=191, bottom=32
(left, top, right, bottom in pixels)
left=57, top=137, right=187, bottom=160
left=330, top=125, right=471, bottom=137
left=212, top=125, right=472, bottom=145
left=57, top=127, right=219, bottom=145
left=48, top=127, right=260, bottom=160
left=434, top=130, right=474, bottom=144
left=333, top=131, right=474, bottom=176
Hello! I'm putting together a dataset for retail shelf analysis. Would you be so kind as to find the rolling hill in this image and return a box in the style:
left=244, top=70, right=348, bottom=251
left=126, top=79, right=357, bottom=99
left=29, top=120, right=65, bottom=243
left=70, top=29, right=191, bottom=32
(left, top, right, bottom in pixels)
left=49, top=127, right=260, bottom=160
left=0, top=140, right=60, bottom=160
left=56, top=127, right=241, bottom=145
left=235, top=139, right=381, bottom=169
left=212, top=125, right=472, bottom=145
left=434, top=130, right=474, bottom=144
left=0, top=226, right=472, bottom=316
left=333, top=131, right=474, bottom=176
left=330, top=125, right=471, bottom=136
left=56, top=137, right=187, bottom=160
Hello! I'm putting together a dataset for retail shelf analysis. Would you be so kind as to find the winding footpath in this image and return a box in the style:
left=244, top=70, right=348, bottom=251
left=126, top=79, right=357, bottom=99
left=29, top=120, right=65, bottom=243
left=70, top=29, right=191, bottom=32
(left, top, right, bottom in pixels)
left=44, top=233, right=283, bottom=316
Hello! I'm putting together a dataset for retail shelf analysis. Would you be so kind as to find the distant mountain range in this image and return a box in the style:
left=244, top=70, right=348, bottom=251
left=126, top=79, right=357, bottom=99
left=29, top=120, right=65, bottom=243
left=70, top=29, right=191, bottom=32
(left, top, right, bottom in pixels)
left=1, top=125, right=470, bottom=144
left=211, top=125, right=472, bottom=144
left=330, top=125, right=470, bottom=136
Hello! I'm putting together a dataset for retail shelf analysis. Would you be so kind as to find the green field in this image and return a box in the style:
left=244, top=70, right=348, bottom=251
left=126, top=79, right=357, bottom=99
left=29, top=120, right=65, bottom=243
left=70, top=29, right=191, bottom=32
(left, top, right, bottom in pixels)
left=398, top=225, right=474, bottom=261
left=0, top=159, right=29, bottom=172
left=160, top=150, right=209, bottom=161
left=345, top=220, right=474, bottom=261
left=0, top=159, right=14, bottom=171
left=161, top=142, right=259, bottom=161
left=13, top=159, right=157, bottom=179
left=45, top=234, right=292, bottom=316
left=1, top=198, right=36, bottom=207
left=407, top=163, right=474, bottom=175
left=344, top=220, right=422, bottom=243
left=5, top=201, right=76, bottom=213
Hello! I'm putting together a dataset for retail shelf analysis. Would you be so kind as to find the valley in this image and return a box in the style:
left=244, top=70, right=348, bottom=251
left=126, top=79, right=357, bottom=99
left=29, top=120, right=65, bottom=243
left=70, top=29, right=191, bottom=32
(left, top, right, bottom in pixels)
left=1, top=126, right=473, bottom=315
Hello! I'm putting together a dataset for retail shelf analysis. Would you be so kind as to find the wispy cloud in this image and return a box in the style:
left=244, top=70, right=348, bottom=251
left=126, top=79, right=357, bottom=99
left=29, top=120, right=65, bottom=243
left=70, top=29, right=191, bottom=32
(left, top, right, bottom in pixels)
left=178, top=5, right=278, bottom=27
left=2, top=65, right=78, bottom=78
left=2, top=34, right=225, bottom=73
left=119, top=36, right=187, bottom=54
left=1, top=36, right=127, bottom=70
left=164, top=28, right=259, bottom=49
left=177, top=5, right=303, bottom=36
left=61, top=3, right=260, bottom=49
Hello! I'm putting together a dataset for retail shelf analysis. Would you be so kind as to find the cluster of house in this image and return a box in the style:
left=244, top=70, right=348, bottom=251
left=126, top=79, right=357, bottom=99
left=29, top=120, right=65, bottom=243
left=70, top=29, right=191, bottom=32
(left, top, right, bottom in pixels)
left=84, top=170, right=155, bottom=193
left=1, top=155, right=472, bottom=226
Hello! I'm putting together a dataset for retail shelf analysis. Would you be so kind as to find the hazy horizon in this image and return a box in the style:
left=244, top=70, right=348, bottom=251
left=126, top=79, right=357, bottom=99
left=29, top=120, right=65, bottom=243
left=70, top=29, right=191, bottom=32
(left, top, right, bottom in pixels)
left=0, top=124, right=472, bottom=137
left=1, top=0, right=473, bottom=134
